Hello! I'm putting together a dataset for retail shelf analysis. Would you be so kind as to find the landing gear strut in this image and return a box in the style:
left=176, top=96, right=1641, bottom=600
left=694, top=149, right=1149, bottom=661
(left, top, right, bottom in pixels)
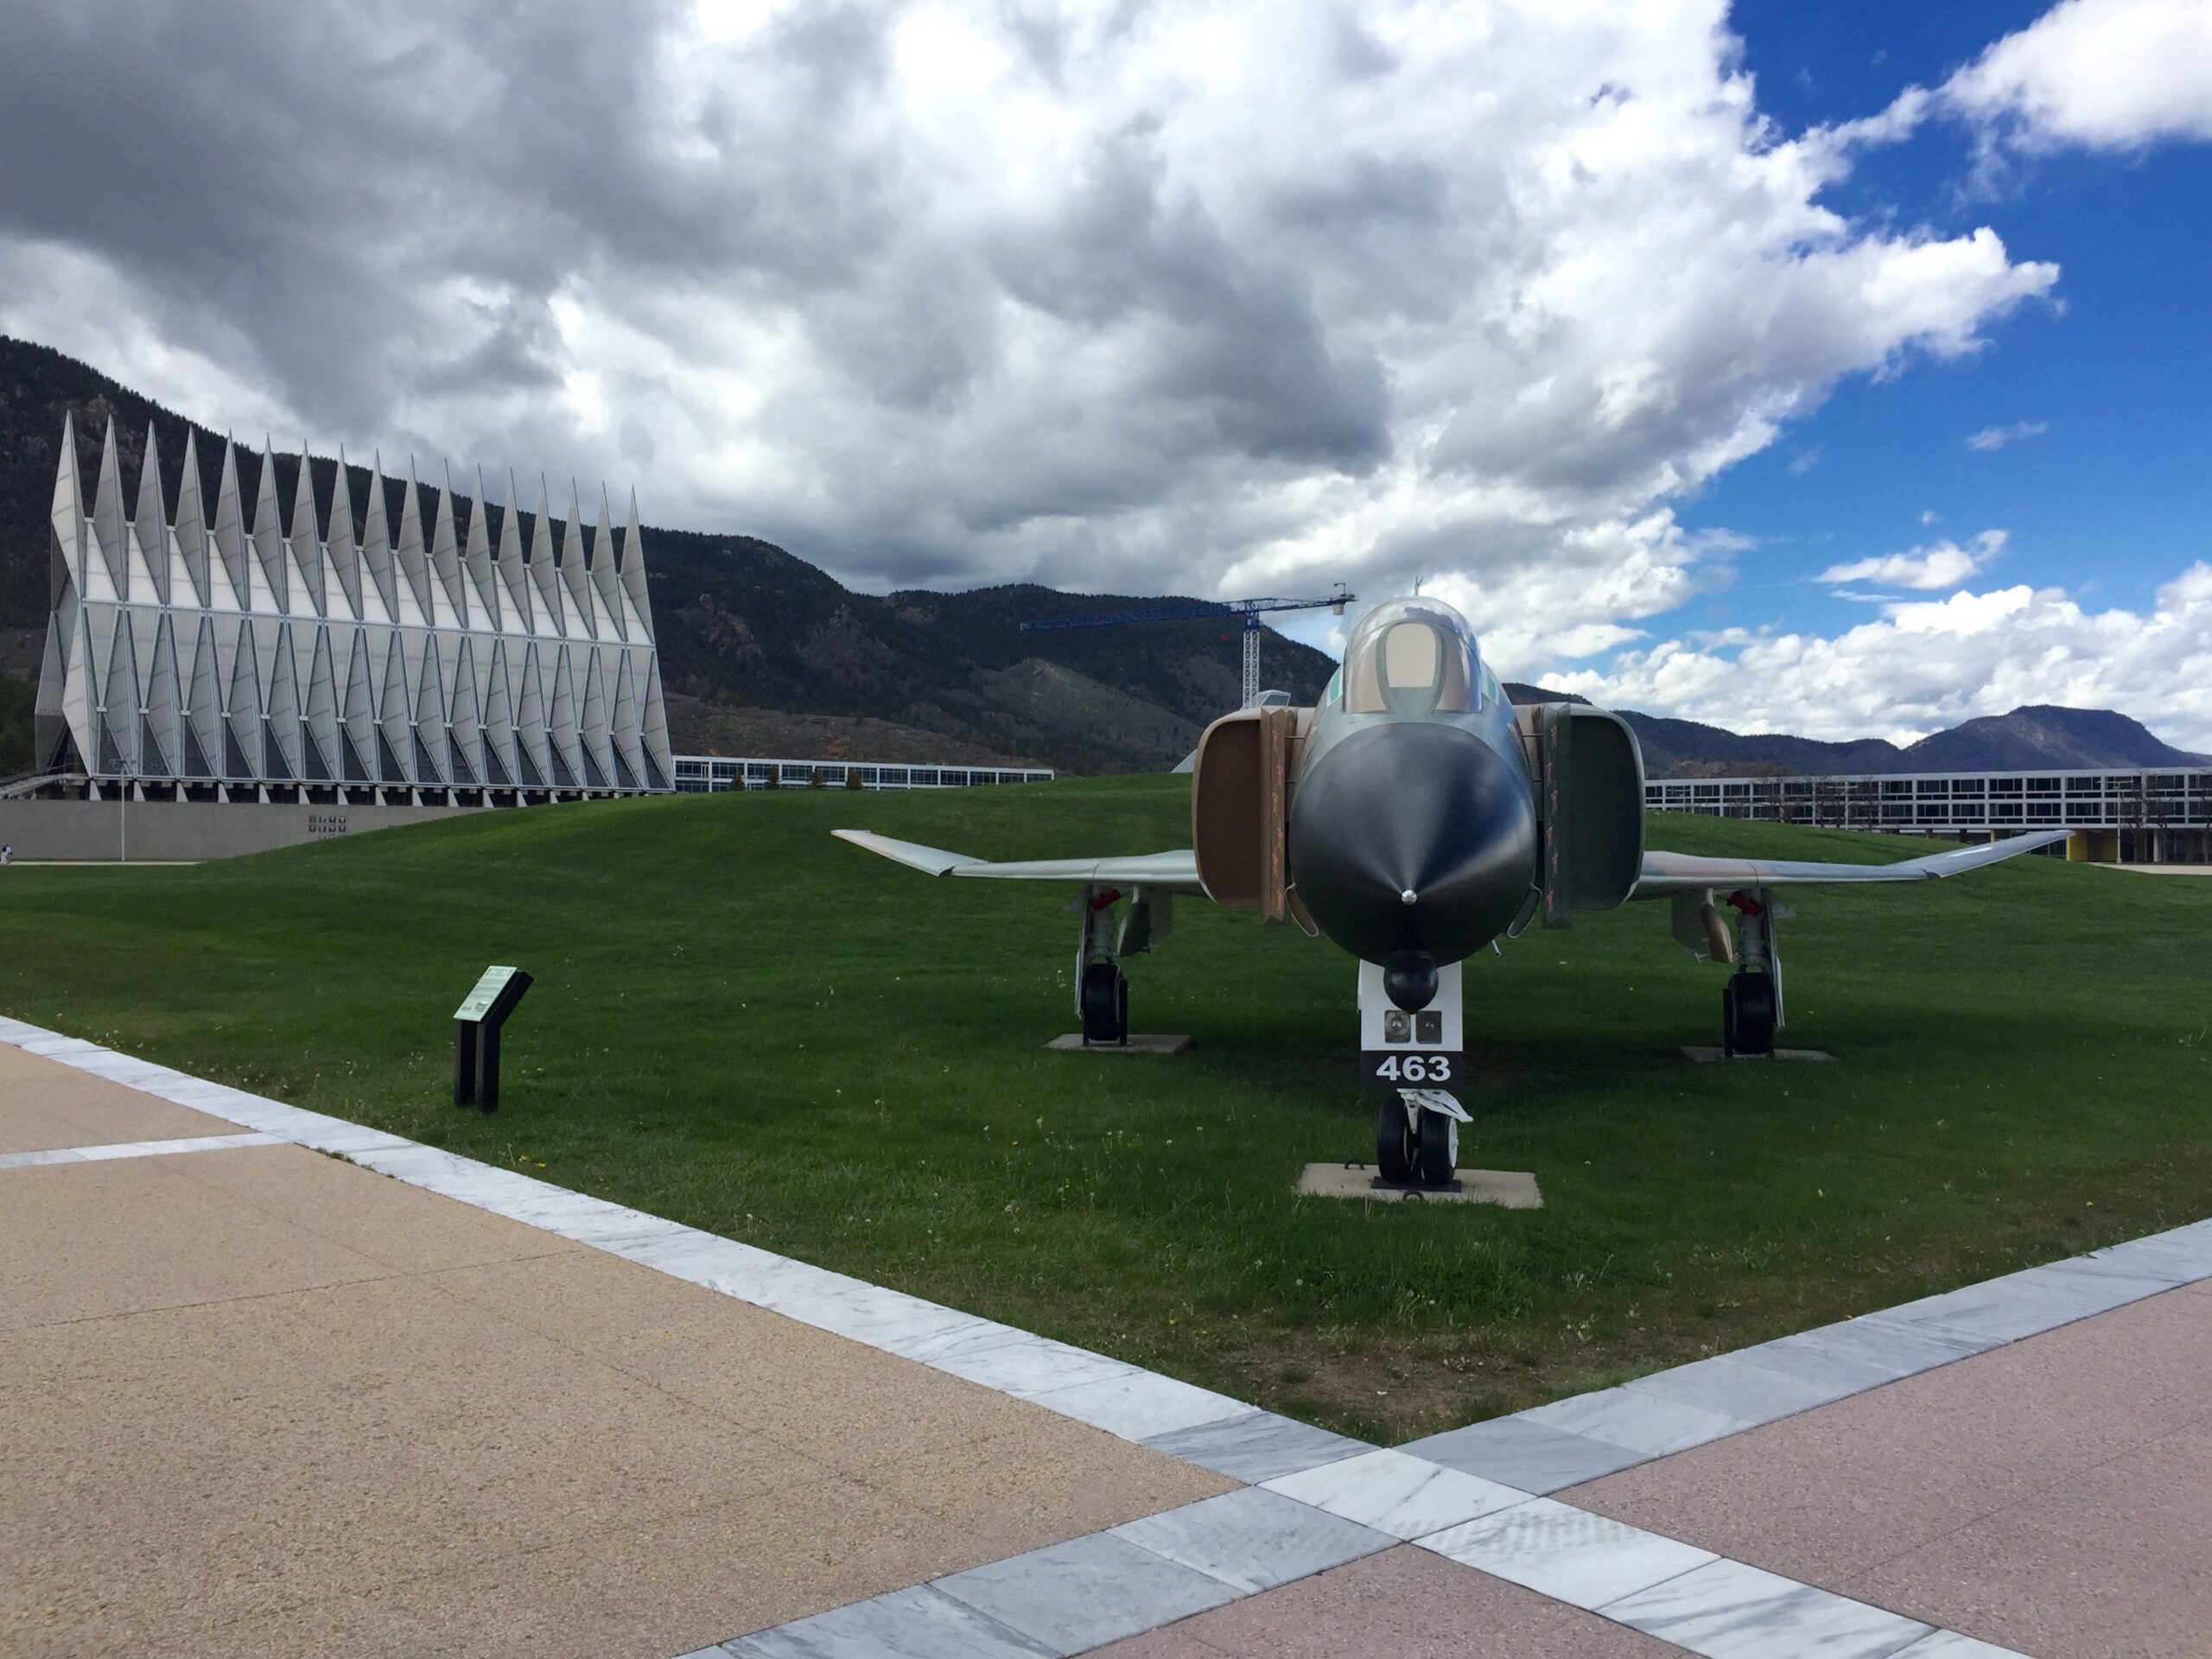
left=1721, top=888, right=1787, bottom=1057
left=1360, top=960, right=1467, bottom=1187
left=1071, top=883, right=1168, bottom=1047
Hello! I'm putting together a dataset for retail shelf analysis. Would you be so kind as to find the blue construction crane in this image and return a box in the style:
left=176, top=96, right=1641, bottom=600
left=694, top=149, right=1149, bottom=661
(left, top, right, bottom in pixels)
left=1020, top=584, right=1355, bottom=709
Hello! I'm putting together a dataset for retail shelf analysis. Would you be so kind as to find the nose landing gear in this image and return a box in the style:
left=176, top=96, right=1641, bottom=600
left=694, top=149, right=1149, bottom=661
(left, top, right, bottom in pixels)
left=1375, top=1089, right=1465, bottom=1188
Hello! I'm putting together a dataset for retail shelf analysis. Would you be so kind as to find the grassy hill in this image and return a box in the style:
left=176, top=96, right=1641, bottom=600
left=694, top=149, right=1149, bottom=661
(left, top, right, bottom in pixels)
left=3, top=779, right=2207, bottom=1440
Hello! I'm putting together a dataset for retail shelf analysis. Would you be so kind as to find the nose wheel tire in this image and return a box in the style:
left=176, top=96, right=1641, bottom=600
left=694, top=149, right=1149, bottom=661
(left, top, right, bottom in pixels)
left=1375, top=1095, right=1415, bottom=1184
left=1080, top=963, right=1128, bottom=1046
left=1413, top=1107, right=1458, bottom=1187
left=1722, top=971, right=1777, bottom=1058
left=1374, top=1095, right=1459, bottom=1188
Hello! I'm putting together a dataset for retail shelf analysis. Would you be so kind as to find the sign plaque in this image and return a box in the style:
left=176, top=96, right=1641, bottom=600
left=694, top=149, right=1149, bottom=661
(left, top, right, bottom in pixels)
left=453, top=966, right=533, bottom=1111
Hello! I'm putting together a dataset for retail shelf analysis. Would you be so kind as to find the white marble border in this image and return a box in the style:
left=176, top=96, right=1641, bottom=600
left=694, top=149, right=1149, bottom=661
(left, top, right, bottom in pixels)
left=0, top=1130, right=283, bottom=1169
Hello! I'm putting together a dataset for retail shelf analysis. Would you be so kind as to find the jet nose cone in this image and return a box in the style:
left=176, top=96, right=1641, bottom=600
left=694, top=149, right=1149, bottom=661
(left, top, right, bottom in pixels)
left=1288, top=721, right=1539, bottom=965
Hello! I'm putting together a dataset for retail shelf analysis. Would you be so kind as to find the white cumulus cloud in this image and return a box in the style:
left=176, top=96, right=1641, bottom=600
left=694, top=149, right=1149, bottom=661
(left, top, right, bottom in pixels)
left=1943, top=0, right=2212, bottom=152
left=1818, top=531, right=2006, bottom=591
left=1550, top=564, right=2212, bottom=752
left=1965, top=420, right=2049, bottom=452
left=0, top=0, right=2059, bottom=659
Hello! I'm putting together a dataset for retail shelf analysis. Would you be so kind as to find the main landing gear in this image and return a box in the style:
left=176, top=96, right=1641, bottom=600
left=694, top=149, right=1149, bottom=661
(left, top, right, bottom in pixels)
left=1720, top=888, right=1787, bottom=1058
left=1079, top=960, right=1129, bottom=1046
left=1071, top=883, right=1169, bottom=1047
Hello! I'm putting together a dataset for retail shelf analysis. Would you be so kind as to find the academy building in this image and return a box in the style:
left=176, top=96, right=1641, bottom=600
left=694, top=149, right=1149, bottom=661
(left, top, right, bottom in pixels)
left=3, top=415, right=672, bottom=860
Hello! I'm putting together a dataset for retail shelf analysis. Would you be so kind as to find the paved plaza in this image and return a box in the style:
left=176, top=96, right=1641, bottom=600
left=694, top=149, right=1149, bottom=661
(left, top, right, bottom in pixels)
left=4, top=1023, right=2209, bottom=1658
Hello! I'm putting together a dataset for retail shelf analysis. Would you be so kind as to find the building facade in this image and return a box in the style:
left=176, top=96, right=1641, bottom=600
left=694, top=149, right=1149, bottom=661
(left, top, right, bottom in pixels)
left=1647, top=768, right=2212, bottom=863
left=31, top=414, right=672, bottom=804
left=672, top=755, right=1053, bottom=791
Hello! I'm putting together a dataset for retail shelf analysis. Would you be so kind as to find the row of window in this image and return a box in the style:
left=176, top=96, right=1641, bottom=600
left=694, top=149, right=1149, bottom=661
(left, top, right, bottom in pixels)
left=671, top=755, right=1054, bottom=791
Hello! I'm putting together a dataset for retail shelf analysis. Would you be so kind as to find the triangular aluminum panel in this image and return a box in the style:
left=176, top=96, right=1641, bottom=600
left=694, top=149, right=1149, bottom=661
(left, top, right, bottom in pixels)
left=516, top=641, right=553, bottom=785
left=361, top=457, right=401, bottom=620
left=560, top=491, right=597, bottom=640
left=395, top=464, right=437, bottom=625
left=135, top=422, right=170, bottom=606
left=213, top=440, right=251, bottom=612
left=530, top=480, right=565, bottom=636
left=546, top=643, right=583, bottom=786
left=327, top=453, right=365, bottom=619
left=143, top=611, right=181, bottom=777
left=620, top=488, right=653, bottom=639
left=431, top=468, right=468, bottom=629
left=639, top=653, right=672, bottom=790
left=186, top=615, right=224, bottom=779
left=448, top=636, right=481, bottom=786
left=304, top=626, right=340, bottom=783
left=98, top=608, right=138, bottom=775
left=340, top=626, right=377, bottom=782
left=481, top=637, right=516, bottom=786
left=289, top=448, right=325, bottom=616
left=578, top=645, right=613, bottom=788
left=465, top=468, right=500, bottom=631
left=175, top=429, right=211, bottom=607
left=376, top=630, right=413, bottom=784
left=497, top=472, right=533, bottom=633
left=93, top=417, right=129, bottom=601
left=50, top=412, right=86, bottom=606
left=591, top=488, right=626, bottom=642
left=263, top=623, right=306, bottom=779
left=251, top=439, right=289, bottom=613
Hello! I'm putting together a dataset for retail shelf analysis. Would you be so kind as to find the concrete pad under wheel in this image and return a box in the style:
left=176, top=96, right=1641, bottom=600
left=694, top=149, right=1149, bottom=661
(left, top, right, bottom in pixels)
left=1299, top=1163, right=1542, bottom=1209
left=1046, top=1033, right=1192, bottom=1053
left=1681, top=1046, right=1836, bottom=1063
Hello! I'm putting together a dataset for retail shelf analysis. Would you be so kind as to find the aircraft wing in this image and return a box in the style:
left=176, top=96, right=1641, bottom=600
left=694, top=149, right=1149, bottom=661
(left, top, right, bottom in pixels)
left=1631, top=829, right=2070, bottom=898
left=833, top=830, right=1211, bottom=894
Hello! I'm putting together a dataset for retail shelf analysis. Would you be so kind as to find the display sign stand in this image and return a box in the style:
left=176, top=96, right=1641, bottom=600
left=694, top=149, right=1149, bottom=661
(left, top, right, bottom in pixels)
left=453, top=966, right=532, bottom=1111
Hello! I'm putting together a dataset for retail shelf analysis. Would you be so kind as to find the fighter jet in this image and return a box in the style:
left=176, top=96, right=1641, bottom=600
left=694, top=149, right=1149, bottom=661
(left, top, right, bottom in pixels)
left=836, top=596, right=2064, bottom=1188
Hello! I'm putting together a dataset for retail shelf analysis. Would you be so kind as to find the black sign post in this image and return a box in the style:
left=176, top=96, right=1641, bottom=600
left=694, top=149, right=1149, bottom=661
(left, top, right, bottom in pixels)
left=454, top=966, right=532, bottom=1111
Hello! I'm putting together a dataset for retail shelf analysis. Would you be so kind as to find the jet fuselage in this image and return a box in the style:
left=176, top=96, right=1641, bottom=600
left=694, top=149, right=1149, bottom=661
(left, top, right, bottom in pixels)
left=1286, top=597, right=1538, bottom=1001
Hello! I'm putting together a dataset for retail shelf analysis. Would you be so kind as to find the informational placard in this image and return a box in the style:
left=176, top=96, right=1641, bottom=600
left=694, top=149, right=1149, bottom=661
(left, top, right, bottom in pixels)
left=454, top=966, right=524, bottom=1023
left=453, top=966, right=533, bottom=1111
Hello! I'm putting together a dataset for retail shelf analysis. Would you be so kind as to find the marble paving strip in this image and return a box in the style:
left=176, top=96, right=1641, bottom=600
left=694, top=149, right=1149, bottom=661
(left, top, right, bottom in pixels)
left=925, top=1532, right=1243, bottom=1654
left=721, top=1583, right=1056, bottom=1659
left=1598, top=1556, right=1933, bottom=1659
left=1418, top=1496, right=1719, bottom=1611
left=0, top=1131, right=283, bottom=1169
left=1141, top=1408, right=1373, bottom=1484
left=1108, top=1487, right=1394, bottom=1594
left=1261, top=1446, right=1530, bottom=1540
left=1397, top=1414, right=1651, bottom=1492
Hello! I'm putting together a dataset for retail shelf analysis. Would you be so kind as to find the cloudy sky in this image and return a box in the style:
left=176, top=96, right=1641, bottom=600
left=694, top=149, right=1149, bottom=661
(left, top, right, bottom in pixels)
left=3, top=0, right=2209, bottom=744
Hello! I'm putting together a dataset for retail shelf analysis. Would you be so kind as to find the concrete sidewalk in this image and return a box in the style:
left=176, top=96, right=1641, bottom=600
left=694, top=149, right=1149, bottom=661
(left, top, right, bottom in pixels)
left=9, top=1024, right=2209, bottom=1659
left=0, top=1043, right=1228, bottom=1657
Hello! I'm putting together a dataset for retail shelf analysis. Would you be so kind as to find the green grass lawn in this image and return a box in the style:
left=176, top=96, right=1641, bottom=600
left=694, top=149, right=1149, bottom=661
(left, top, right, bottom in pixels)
left=3, top=776, right=2209, bottom=1441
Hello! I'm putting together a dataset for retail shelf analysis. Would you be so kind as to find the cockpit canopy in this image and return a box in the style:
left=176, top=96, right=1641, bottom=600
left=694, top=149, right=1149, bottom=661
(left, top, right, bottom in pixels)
left=1335, top=597, right=1485, bottom=717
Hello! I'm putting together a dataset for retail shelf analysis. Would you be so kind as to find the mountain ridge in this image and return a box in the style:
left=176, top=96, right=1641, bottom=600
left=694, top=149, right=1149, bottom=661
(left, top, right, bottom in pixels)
left=1, top=336, right=2200, bottom=780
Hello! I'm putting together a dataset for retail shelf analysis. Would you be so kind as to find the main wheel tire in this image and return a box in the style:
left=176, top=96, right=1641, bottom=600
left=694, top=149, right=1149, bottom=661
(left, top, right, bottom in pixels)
left=1374, top=1095, right=1414, bottom=1185
left=1726, top=973, right=1777, bottom=1057
left=1080, top=963, right=1125, bottom=1045
left=1413, top=1108, right=1458, bottom=1187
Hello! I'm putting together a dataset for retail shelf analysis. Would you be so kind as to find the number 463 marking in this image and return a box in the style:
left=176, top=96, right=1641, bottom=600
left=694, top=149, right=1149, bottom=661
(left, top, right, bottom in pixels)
left=1375, top=1053, right=1452, bottom=1083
